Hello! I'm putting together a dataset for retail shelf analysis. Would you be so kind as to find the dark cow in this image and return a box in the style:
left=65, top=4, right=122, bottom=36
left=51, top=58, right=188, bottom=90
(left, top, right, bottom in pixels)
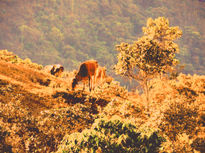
left=43, top=64, right=64, bottom=77
left=72, top=60, right=98, bottom=91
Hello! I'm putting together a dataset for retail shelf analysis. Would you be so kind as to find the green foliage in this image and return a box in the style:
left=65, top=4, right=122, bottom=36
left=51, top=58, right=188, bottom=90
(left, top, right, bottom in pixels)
left=0, top=49, right=204, bottom=152
left=48, top=26, right=64, bottom=41
left=57, top=116, right=164, bottom=153
left=0, top=0, right=205, bottom=77
left=114, top=17, right=182, bottom=107
left=145, top=74, right=205, bottom=152
left=114, top=17, right=182, bottom=78
left=161, top=98, right=199, bottom=140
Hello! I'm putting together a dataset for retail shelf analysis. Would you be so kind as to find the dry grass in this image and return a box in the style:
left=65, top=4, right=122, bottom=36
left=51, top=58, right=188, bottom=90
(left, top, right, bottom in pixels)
left=0, top=50, right=204, bottom=153
left=0, top=51, right=104, bottom=152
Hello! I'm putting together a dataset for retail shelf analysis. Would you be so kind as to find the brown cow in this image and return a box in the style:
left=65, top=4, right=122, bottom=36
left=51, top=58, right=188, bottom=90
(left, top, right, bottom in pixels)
left=72, top=60, right=98, bottom=91
left=43, top=64, right=64, bottom=77
left=95, top=66, right=106, bottom=85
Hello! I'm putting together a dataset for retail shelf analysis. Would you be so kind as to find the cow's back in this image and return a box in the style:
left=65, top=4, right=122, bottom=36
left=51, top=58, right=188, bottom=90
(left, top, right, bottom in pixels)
left=78, top=60, right=98, bottom=77
left=87, top=60, right=98, bottom=76
left=96, top=67, right=106, bottom=79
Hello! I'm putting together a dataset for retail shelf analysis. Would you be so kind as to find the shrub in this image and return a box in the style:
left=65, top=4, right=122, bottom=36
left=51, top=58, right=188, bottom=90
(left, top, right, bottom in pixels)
left=147, top=74, right=205, bottom=152
left=57, top=116, right=164, bottom=153
left=90, top=80, right=128, bottom=102
left=159, top=97, right=199, bottom=140
left=0, top=50, right=43, bottom=70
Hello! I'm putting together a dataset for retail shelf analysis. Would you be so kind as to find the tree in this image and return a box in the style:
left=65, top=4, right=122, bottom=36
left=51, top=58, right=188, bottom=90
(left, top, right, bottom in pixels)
left=114, top=17, right=182, bottom=110
left=57, top=117, right=164, bottom=153
left=48, top=26, right=64, bottom=49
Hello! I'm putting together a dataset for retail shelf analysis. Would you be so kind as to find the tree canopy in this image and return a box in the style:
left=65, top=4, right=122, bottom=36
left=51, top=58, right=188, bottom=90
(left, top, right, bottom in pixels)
left=115, top=17, right=182, bottom=79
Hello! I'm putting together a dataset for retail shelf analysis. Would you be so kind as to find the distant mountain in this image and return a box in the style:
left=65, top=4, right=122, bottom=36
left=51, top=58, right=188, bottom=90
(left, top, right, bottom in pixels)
left=0, top=0, right=204, bottom=84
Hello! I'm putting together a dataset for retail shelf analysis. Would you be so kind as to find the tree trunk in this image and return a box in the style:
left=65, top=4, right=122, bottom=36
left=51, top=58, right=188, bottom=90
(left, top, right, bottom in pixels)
left=145, top=79, right=150, bottom=112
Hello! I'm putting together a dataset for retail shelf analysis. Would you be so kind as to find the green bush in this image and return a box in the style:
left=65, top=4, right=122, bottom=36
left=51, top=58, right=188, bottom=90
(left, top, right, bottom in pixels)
left=57, top=116, right=164, bottom=153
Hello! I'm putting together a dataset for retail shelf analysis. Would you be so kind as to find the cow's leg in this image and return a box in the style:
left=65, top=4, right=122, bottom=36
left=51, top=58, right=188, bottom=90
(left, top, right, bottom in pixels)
left=89, top=76, right=91, bottom=91
left=93, top=75, right=95, bottom=90
left=91, top=77, right=92, bottom=91
left=91, top=76, right=94, bottom=91
left=83, top=81, right=85, bottom=91
left=93, top=75, right=96, bottom=89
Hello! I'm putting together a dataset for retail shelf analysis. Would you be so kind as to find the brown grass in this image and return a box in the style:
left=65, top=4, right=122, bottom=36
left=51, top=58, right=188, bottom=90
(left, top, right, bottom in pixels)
left=0, top=50, right=204, bottom=153
left=0, top=51, right=109, bottom=152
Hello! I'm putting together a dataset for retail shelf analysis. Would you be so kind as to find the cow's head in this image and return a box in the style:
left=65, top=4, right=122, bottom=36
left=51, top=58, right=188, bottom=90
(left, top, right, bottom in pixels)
left=72, top=78, right=78, bottom=90
left=51, top=65, right=64, bottom=77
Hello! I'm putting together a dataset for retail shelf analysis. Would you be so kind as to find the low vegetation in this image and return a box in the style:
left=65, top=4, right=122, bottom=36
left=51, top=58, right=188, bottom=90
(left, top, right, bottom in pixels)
left=0, top=17, right=204, bottom=153
left=57, top=116, right=164, bottom=153
left=1, top=50, right=204, bottom=152
left=0, top=50, right=42, bottom=70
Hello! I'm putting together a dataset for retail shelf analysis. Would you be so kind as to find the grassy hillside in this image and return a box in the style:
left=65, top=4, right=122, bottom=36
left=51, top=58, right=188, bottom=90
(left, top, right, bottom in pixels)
left=0, top=50, right=126, bottom=152
left=0, top=0, right=205, bottom=151
left=0, top=0, right=204, bottom=80
left=0, top=50, right=204, bottom=152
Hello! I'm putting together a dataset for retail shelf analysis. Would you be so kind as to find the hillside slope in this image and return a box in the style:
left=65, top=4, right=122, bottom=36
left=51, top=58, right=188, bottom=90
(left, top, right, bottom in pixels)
left=0, top=51, right=112, bottom=152
left=0, top=50, right=204, bottom=153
